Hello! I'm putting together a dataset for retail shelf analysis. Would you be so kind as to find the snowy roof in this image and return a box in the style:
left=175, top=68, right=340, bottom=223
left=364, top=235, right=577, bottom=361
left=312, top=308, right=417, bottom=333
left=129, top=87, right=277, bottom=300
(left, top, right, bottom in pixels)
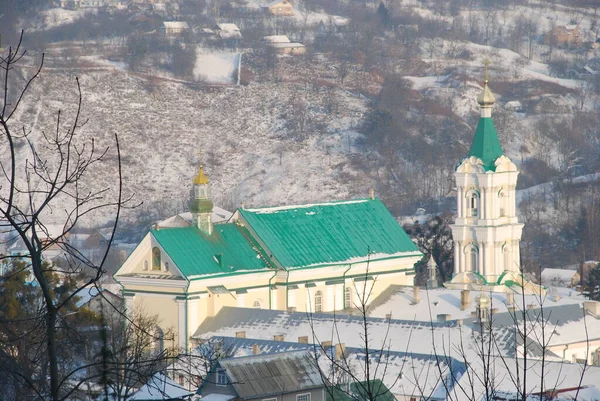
left=216, top=23, right=240, bottom=32
left=505, top=100, right=522, bottom=108
left=263, top=0, right=290, bottom=7
left=163, top=21, right=189, bottom=29
left=564, top=24, right=579, bottom=31
left=192, top=307, right=468, bottom=358
left=368, top=286, right=583, bottom=322
left=271, top=42, right=305, bottom=49
left=130, top=372, right=193, bottom=400
left=451, top=358, right=600, bottom=401
left=541, top=268, right=579, bottom=284
left=263, top=35, right=291, bottom=43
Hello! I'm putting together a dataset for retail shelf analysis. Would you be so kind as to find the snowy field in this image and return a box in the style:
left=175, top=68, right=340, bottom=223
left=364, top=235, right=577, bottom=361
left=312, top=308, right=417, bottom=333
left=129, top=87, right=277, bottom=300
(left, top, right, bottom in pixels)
left=194, top=51, right=241, bottom=85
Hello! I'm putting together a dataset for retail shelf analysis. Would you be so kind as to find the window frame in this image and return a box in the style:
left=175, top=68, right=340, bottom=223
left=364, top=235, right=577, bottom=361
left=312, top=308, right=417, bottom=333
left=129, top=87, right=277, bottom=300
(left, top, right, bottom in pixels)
left=314, top=290, right=323, bottom=313
left=217, top=369, right=228, bottom=386
left=296, top=393, right=311, bottom=401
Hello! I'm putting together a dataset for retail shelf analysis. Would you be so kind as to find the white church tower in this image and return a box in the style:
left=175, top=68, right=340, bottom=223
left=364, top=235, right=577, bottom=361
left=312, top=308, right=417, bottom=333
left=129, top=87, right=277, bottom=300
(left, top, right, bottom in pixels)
left=446, top=69, right=536, bottom=292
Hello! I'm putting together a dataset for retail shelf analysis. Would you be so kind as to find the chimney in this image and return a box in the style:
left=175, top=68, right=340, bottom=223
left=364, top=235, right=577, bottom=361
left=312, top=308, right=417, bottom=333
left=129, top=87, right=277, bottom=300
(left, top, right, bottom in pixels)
left=252, top=344, right=260, bottom=355
left=584, top=301, right=600, bottom=317
left=505, top=292, right=514, bottom=307
left=241, top=201, right=246, bottom=209
left=152, top=223, right=159, bottom=231
left=321, top=340, right=332, bottom=350
left=335, top=343, right=346, bottom=360
left=298, top=336, right=308, bottom=344
left=236, top=331, right=246, bottom=338
left=460, top=290, right=470, bottom=310
left=369, top=188, right=375, bottom=200
left=412, top=286, right=420, bottom=304
left=274, top=334, right=284, bottom=342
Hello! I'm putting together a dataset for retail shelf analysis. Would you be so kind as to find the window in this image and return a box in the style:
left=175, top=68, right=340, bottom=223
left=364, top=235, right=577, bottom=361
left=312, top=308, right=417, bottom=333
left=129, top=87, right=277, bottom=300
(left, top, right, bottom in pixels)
left=217, top=369, right=228, bottom=385
left=314, top=291, right=323, bottom=313
left=165, top=262, right=169, bottom=272
left=344, top=286, right=352, bottom=309
left=178, top=375, right=184, bottom=385
left=469, top=192, right=479, bottom=217
left=263, top=398, right=277, bottom=401
left=152, top=247, right=161, bottom=270
left=297, top=393, right=311, bottom=401
left=143, top=260, right=149, bottom=271
left=469, top=247, right=478, bottom=272
left=499, top=190, right=507, bottom=217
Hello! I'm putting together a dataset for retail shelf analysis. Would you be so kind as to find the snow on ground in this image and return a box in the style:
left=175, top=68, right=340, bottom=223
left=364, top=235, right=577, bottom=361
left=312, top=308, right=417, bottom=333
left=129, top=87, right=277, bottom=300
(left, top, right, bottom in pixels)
left=38, top=8, right=86, bottom=30
left=194, top=50, right=241, bottom=85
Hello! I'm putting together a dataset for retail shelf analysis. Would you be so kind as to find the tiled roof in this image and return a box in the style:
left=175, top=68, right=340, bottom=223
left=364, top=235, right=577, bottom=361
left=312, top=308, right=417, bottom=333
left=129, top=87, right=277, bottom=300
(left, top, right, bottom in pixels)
left=239, top=199, right=421, bottom=268
left=151, top=225, right=269, bottom=278
left=468, top=117, right=503, bottom=171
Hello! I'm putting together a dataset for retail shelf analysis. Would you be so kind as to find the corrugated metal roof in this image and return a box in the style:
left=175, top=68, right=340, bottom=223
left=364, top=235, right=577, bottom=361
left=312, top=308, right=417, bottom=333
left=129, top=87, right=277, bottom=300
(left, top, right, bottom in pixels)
left=239, top=198, right=421, bottom=268
left=219, top=351, right=324, bottom=399
left=151, top=225, right=269, bottom=278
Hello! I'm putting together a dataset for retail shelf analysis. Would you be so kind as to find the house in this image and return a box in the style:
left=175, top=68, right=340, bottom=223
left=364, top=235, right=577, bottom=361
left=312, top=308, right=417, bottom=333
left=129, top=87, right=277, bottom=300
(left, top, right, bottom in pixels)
left=532, top=95, right=572, bottom=114
left=263, top=35, right=306, bottom=55
left=162, top=21, right=189, bottom=36
left=216, top=23, right=243, bottom=40
left=199, top=351, right=325, bottom=401
left=316, top=17, right=350, bottom=36
left=262, top=0, right=294, bottom=16
left=114, top=167, right=423, bottom=351
left=545, top=24, right=583, bottom=48
left=504, top=100, right=523, bottom=112
left=541, top=268, right=581, bottom=288
left=76, top=284, right=124, bottom=315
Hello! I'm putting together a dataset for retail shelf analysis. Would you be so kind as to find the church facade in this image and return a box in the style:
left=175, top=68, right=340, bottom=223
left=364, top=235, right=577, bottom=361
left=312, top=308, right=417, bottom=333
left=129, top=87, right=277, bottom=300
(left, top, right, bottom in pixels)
left=114, top=167, right=423, bottom=350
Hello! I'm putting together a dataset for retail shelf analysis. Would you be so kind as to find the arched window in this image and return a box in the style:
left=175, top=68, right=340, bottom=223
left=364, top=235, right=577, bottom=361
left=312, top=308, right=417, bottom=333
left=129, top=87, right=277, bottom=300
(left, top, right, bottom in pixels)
left=468, top=192, right=479, bottom=217
left=498, top=189, right=507, bottom=217
left=344, top=286, right=352, bottom=309
left=315, top=291, right=323, bottom=313
left=253, top=300, right=261, bottom=309
left=465, top=244, right=478, bottom=272
left=143, top=260, right=149, bottom=271
left=165, top=262, right=169, bottom=272
left=152, top=247, right=161, bottom=271
left=503, top=245, right=511, bottom=272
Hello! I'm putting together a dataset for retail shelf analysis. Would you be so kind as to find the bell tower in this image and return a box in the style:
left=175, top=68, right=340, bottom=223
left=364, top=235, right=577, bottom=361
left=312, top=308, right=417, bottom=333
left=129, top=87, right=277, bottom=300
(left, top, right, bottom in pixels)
left=448, top=64, right=524, bottom=287
left=190, top=165, right=214, bottom=235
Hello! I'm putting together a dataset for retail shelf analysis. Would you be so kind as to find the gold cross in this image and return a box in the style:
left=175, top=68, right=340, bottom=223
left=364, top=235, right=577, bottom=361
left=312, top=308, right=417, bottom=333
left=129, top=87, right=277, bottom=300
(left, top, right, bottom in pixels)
left=483, top=58, right=491, bottom=83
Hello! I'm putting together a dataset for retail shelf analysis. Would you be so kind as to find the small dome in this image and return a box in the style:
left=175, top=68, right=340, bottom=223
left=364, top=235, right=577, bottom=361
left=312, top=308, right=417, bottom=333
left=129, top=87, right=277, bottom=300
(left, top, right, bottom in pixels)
left=477, top=82, right=496, bottom=107
left=193, top=165, right=209, bottom=185
left=475, top=292, right=490, bottom=306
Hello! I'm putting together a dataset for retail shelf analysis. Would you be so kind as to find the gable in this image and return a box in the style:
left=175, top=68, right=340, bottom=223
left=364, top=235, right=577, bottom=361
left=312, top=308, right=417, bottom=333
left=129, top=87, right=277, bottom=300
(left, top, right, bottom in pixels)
left=238, top=199, right=421, bottom=269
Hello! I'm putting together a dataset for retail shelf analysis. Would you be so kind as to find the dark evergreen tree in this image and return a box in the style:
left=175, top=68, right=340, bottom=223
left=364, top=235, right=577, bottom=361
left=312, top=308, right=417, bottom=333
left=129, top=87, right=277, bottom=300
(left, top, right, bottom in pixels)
left=585, top=263, right=600, bottom=301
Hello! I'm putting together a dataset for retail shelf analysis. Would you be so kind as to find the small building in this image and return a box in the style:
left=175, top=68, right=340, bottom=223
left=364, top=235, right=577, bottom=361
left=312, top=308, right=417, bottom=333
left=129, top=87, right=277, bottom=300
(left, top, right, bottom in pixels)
left=216, top=23, right=243, bottom=40
left=199, top=351, right=325, bottom=401
left=316, top=16, right=350, bottom=36
left=262, top=0, right=294, bottom=16
left=263, top=35, right=306, bottom=55
left=541, top=268, right=581, bottom=288
left=162, top=21, right=189, bottom=36
left=504, top=100, right=523, bottom=112
left=545, top=24, right=583, bottom=48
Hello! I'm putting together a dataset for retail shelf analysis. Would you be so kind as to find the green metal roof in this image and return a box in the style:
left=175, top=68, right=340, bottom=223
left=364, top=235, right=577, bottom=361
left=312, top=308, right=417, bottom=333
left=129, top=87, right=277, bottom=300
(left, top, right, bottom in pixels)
left=239, top=199, right=421, bottom=269
left=468, top=117, right=503, bottom=171
left=151, top=225, right=269, bottom=278
left=326, top=380, right=395, bottom=401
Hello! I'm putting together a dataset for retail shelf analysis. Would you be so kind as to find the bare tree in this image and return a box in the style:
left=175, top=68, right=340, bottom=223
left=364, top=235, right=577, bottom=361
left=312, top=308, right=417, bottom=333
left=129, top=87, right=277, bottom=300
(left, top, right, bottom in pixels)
left=0, top=32, right=130, bottom=401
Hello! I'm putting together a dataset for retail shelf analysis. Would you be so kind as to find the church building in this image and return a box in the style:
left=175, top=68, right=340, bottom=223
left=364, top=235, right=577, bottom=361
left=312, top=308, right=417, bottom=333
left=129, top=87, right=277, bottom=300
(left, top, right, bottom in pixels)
left=444, top=73, right=543, bottom=295
left=114, top=167, right=423, bottom=350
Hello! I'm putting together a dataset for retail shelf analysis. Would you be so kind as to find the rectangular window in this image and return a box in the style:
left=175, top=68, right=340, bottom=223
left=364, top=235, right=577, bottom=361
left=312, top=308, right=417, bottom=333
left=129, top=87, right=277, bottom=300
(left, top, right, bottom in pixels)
left=297, top=394, right=311, bottom=401
left=217, top=369, right=228, bottom=385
